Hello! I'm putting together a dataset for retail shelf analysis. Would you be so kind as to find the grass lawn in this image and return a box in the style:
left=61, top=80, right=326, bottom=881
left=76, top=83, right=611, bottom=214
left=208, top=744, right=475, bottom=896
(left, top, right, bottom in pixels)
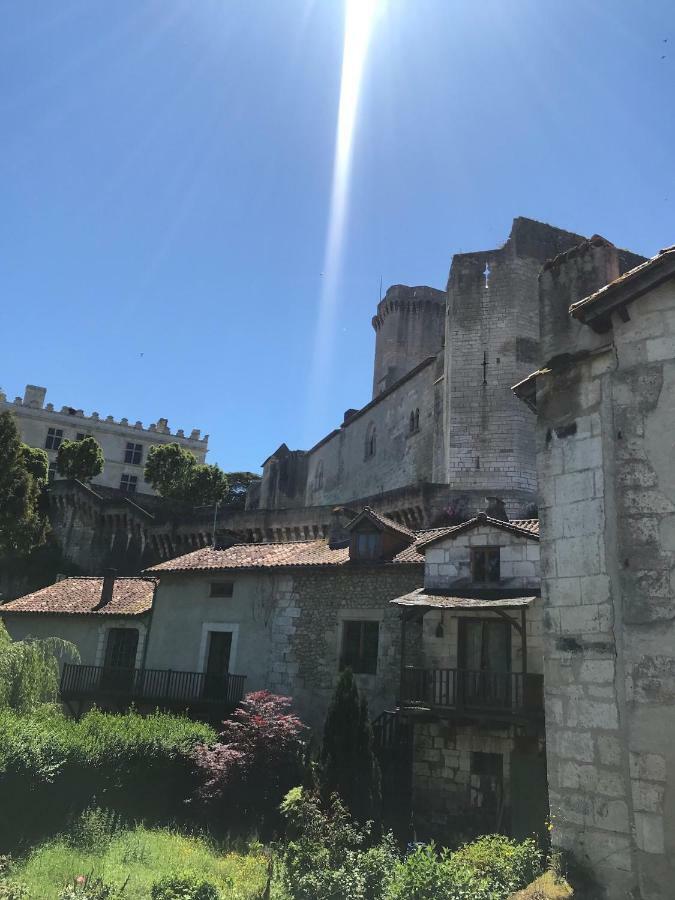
left=9, top=826, right=285, bottom=899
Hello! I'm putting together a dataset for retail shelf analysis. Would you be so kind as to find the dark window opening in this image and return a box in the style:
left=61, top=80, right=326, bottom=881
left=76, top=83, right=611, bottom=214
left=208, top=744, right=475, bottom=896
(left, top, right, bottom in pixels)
left=471, top=547, right=500, bottom=583
left=365, top=424, right=376, bottom=459
left=120, top=474, right=138, bottom=493
left=340, top=620, right=379, bottom=675
left=409, top=408, right=420, bottom=434
left=45, top=427, right=63, bottom=450
left=353, top=532, right=382, bottom=560
left=48, top=461, right=57, bottom=483
left=76, top=432, right=88, bottom=442
left=125, top=442, right=143, bottom=465
left=101, top=628, right=139, bottom=691
left=472, top=751, right=503, bottom=777
left=210, top=581, right=234, bottom=598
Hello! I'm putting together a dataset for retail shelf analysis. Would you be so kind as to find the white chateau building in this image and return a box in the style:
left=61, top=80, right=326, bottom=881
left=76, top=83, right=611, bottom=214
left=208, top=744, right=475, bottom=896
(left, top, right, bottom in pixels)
left=0, top=384, right=208, bottom=496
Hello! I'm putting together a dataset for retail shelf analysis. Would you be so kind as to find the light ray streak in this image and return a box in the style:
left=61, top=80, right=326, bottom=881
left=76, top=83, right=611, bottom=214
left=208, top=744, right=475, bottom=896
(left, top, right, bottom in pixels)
left=305, top=0, right=381, bottom=438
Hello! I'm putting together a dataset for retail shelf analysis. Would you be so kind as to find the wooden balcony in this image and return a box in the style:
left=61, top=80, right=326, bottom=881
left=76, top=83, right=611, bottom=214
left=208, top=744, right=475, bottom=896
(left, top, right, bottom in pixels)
left=400, top=667, right=543, bottom=721
left=60, top=663, right=246, bottom=713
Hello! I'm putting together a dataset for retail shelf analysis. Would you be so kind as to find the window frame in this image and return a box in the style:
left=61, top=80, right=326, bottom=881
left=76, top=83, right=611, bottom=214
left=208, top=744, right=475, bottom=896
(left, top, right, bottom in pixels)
left=364, top=424, right=376, bottom=460
left=45, top=427, right=64, bottom=450
left=209, top=581, right=234, bottom=598
left=120, top=473, right=138, bottom=494
left=339, top=619, right=380, bottom=675
left=124, top=442, right=143, bottom=465
left=470, top=546, right=501, bottom=584
left=352, top=531, right=382, bottom=560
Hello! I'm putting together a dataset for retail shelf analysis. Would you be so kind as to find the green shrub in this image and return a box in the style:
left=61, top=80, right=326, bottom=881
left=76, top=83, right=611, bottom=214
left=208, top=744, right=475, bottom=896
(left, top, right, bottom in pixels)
left=388, top=835, right=543, bottom=900
left=57, top=873, right=127, bottom=900
left=150, top=871, right=222, bottom=900
left=0, top=708, right=215, bottom=850
left=279, top=788, right=396, bottom=900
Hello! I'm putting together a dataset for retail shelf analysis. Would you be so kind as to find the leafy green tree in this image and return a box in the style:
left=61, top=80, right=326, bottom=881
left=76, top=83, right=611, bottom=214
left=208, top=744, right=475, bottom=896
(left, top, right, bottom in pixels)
left=0, top=411, right=49, bottom=557
left=56, top=435, right=104, bottom=482
left=223, top=471, right=261, bottom=508
left=144, top=443, right=229, bottom=506
left=320, top=669, right=382, bottom=826
left=0, top=621, right=79, bottom=712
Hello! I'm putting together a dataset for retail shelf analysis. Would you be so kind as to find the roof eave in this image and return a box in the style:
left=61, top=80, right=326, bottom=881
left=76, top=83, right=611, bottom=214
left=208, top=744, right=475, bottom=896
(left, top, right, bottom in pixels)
left=570, top=252, right=675, bottom=332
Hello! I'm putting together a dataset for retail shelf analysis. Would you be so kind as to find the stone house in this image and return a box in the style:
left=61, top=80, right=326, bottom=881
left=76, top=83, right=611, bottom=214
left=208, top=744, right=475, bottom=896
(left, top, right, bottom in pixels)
left=391, top=514, right=545, bottom=840
left=1, top=504, right=552, bottom=840
left=0, top=383, right=208, bottom=495
left=514, top=238, right=675, bottom=898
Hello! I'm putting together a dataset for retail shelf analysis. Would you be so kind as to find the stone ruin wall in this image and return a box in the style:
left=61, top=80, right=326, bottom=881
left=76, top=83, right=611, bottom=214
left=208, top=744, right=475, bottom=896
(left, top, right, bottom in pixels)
left=535, top=241, right=675, bottom=899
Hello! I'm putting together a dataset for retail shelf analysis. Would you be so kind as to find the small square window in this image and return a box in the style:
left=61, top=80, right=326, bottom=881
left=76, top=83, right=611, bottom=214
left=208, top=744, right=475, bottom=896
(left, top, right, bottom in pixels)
left=125, top=442, right=143, bottom=465
left=210, top=581, right=234, bottom=598
left=45, top=427, right=63, bottom=450
left=471, top=751, right=503, bottom=778
left=340, top=620, right=379, bottom=675
left=120, top=474, right=138, bottom=493
left=471, top=547, right=500, bottom=583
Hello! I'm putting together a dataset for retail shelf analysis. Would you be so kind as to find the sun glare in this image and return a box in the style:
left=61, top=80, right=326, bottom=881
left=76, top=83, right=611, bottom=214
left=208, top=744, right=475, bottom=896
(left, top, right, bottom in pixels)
left=306, top=0, right=382, bottom=436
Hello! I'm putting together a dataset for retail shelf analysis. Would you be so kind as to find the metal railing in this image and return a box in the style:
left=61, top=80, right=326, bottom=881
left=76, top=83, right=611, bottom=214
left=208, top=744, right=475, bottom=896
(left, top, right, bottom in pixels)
left=401, top=667, right=543, bottom=714
left=60, top=663, right=246, bottom=707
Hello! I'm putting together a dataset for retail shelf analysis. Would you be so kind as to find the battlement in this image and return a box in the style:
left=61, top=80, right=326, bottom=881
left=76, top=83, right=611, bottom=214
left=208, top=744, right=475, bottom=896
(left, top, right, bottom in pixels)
left=0, top=384, right=208, bottom=446
left=372, top=284, right=445, bottom=331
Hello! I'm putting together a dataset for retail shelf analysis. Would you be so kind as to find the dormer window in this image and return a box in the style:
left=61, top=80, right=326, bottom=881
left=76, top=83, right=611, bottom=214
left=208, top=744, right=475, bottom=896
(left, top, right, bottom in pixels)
left=471, top=547, right=500, bottom=583
left=353, top=532, right=382, bottom=560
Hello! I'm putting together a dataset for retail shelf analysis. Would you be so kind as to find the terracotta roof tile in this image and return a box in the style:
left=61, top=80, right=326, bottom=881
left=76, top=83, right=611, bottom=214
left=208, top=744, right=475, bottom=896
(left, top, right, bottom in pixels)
left=416, top=515, right=539, bottom=549
left=146, top=531, right=438, bottom=574
left=0, top=577, right=156, bottom=617
left=346, top=507, right=416, bottom=539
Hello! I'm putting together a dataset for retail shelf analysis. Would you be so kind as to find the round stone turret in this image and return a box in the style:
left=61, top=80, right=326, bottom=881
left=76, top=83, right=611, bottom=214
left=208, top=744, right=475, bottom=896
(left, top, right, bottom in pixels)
left=371, top=284, right=446, bottom=397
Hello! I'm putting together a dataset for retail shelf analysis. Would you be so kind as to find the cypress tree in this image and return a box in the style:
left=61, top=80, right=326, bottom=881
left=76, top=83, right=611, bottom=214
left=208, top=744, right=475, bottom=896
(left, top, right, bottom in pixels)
left=319, top=668, right=382, bottom=826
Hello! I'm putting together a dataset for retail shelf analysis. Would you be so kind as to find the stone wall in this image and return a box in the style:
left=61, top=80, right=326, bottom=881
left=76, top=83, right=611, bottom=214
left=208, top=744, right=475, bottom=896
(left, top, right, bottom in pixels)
left=443, top=218, right=584, bottom=506
left=534, top=246, right=675, bottom=898
left=423, top=524, right=540, bottom=595
left=371, top=284, right=445, bottom=396
left=268, top=566, right=422, bottom=730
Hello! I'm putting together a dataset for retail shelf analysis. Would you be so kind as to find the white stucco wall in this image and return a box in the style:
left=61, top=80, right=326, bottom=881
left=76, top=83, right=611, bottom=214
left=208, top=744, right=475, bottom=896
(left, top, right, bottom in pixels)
left=144, top=572, right=273, bottom=691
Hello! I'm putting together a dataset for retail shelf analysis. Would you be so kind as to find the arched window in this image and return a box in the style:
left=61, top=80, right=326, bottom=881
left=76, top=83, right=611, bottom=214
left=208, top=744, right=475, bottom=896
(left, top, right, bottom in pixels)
left=365, top=423, right=376, bottom=459
left=410, top=408, right=420, bottom=434
left=415, top=408, right=420, bottom=431
left=314, top=460, right=324, bottom=491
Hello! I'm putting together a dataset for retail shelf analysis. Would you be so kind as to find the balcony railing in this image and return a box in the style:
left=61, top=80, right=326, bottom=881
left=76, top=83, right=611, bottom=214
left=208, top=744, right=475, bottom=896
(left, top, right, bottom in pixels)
left=60, top=663, right=246, bottom=708
left=401, top=667, right=543, bottom=717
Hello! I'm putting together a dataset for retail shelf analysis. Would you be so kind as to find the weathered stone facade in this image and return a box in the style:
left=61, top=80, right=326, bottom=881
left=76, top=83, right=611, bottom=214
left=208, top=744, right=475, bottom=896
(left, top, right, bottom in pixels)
left=250, top=217, right=593, bottom=523
left=0, top=383, right=208, bottom=495
left=516, top=239, right=675, bottom=898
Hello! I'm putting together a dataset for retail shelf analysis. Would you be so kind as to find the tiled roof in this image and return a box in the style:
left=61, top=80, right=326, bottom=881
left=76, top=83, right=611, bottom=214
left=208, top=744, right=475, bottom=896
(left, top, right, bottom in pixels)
left=0, top=577, right=157, bottom=617
left=391, top=588, right=537, bottom=610
left=146, top=531, right=435, bottom=574
left=569, top=244, right=675, bottom=324
left=346, top=506, right=416, bottom=539
left=416, top=515, right=539, bottom=549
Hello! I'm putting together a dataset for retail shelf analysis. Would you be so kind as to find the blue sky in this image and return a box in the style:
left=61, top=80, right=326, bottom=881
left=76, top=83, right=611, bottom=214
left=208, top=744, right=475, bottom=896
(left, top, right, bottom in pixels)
left=1, top=0, right=673, bottom=473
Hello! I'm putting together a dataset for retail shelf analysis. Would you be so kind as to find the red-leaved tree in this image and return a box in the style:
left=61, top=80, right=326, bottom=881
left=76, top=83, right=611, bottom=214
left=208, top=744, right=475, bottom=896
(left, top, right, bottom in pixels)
left=192, top=691, right=308, bottom=832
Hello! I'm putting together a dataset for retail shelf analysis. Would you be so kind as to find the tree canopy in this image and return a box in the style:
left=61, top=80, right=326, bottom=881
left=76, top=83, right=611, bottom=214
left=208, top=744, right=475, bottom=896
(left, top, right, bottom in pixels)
left=56, top=435, right=104, bottom=482
left=144, top=443, right=229, bottom=506
left=0, top=620, right=79, bottom=712
left=222, top=471, right=261, bottom=508
left=0, top=411, right=49, bottom=558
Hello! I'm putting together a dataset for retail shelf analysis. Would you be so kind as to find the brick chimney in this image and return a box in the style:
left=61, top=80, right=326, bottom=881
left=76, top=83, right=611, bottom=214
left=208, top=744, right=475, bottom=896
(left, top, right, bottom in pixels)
left=98, top=569, right=117, bottom=608
left=328, top=506, right=357, bottom=550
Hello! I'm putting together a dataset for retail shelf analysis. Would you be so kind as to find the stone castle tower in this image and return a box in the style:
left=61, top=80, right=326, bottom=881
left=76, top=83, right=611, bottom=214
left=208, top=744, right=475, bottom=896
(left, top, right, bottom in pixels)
left=371, top=284, right=446, bottom=397
left=248, top=217, right=622, bottom=526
